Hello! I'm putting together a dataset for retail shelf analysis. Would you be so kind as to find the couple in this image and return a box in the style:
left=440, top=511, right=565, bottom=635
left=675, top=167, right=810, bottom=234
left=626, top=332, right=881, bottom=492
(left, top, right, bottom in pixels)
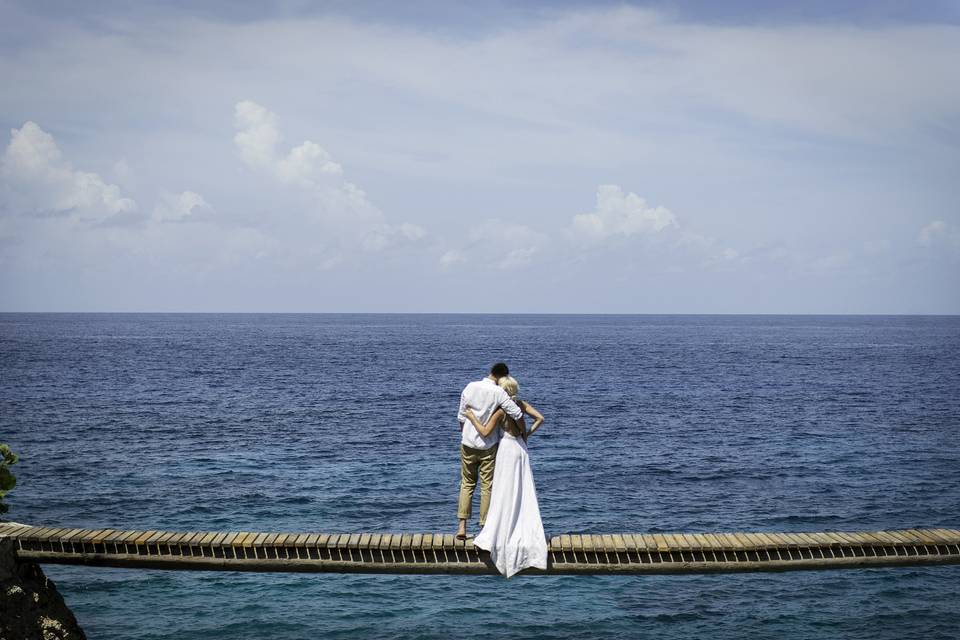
left=456, top=362, right=547, bottom=578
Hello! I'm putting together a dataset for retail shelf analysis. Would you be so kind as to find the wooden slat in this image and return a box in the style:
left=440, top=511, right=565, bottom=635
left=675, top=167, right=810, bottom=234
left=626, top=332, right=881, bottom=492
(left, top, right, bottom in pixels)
left=219, top=532, right=240, bottom=546
left=262, top=533, right=279, bottom=546
left=754, top=532, right=778, bottom=547
left=560, top=534, right=573, bottom=551
left=886, top=530, right=913, bottom=545
left=599, top=534, right=614, bottom=553
left=652, top=533, right=670, bottom=551
left=364, top=533, right=380, bottom=550
left=744, top=533, right=769, bottom=548
left=15, top=525, right=44, bottom=539
left=26, top=527, right=54, bottom=540
left=907, top=529, right=939, bottom=545
left=432, top=533, right=445, bottom=550
left=925, top=529, right=957, bottom=544
left=731, top=533, right=755, bottom=548
left=347, top=533, right=362, bottom=548
left=795, top=532, right=822, bottom=546
left=571, top=534, right=584, bottom=553
left=582, top=534, right=595, bottom=552
left=660, top=533, right=680, bottom=550
left=60, top=529, right=83, bottom=542
left=411, top=533, right=423, bottom=549
left=442, top=534, right=455, bottom=549
left=420, top=533, right=432, bottom=550
left=400, top=534, right=413, bottom=550
left=611, top=533, right=628, bottom=553
left=700, top=533, right=723, bottom=551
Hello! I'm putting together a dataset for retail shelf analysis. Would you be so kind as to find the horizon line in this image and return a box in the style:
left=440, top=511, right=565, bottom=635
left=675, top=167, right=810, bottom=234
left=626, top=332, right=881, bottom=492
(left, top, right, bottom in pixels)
left=1, top=311, right=958, bottom=317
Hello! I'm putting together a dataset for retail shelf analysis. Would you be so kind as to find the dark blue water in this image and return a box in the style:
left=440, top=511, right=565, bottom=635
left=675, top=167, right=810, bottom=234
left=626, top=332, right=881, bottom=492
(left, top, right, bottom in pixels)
left=2, top=314, right=959, bottom=639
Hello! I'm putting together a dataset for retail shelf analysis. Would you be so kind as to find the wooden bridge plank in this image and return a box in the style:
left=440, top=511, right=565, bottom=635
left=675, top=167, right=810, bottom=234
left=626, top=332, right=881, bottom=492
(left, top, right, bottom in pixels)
left=600, top=534, right=616, bottom=553
left=731, top=533, right=755, bottom=548
left=688, top=534, right=708, bottom=550
left=875, top=531, right=903, bottom=545
left=872, top=531, right=896, bottom=544
left=926, top=529, right=958, bottom=544
left=699, top=533, right=722, bottom=549
left=754, top=533, right=778, bottom=547
left=888, top=531, right=915, bottom=545
left=908, top=529, right=939, bottom=545
left=652, top=533, right=669, bottom=551
left=611, top=533, right=627, bottom=553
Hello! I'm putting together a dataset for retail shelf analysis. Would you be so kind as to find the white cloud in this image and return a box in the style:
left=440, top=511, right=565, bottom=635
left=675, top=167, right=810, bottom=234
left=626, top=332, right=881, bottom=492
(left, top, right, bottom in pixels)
left=439, top=249, right=467, bottom=269
left=234, top=101, right=343, bottom=187
left=152, top=190, right=211, bottom=222
left=571, top=185, right=677, bottom=241
left=466, top=219, right=547, bottom=269
left=1, top=121, right=136, bottom=221
left=918, top=220, right=948, bottom=245
left=232, top=100, right=423, bottom=251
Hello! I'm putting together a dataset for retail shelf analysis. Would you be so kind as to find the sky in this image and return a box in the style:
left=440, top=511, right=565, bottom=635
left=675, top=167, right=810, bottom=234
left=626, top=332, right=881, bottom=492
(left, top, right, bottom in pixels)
left=0, top=0, right=958, bottom=313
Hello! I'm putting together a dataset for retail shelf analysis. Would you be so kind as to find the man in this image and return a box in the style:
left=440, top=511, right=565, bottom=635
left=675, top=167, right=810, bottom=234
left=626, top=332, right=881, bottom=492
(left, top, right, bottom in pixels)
left=456, top=362, right=525, bottom=540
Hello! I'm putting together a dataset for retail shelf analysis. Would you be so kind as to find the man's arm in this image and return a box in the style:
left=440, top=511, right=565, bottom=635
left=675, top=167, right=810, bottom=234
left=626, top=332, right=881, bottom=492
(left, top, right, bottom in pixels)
left=497, top=388, right=524, bottom=421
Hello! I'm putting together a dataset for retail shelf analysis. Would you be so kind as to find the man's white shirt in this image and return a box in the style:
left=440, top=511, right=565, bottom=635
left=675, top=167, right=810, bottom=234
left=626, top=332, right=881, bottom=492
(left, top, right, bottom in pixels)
left=458, top=377, right=524, bottom=449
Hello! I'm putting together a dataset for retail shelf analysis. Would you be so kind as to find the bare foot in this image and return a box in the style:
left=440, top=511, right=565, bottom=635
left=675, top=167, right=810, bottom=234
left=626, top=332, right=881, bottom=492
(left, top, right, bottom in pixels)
left=456, top=522, right=467, bottom=540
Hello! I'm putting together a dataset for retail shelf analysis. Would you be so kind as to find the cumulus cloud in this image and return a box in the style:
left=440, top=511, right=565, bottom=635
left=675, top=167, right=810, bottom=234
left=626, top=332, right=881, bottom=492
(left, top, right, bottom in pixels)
left=232, top=100, right=423, bottom=251
left=918, top=220, right=948, bottom=245
left=1, top=121, right=136, bottom=221
left=571, top=185, right=676, bottom=241
left=439, top=249, right=467, bottom=269
left=464, top=219, right=547, bottom=270
left=152, top=190, right=212, bottom=222
left=234, top=101, right=343, bottom=186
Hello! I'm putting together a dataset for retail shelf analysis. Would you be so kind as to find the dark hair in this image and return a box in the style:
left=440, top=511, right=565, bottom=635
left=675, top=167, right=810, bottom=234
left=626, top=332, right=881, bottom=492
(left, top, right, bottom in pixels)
left=490, top=362, right=509, bottom=378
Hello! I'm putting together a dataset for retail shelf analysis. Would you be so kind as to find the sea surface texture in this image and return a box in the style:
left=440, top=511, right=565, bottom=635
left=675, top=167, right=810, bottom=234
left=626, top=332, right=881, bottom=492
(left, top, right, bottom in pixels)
left=2, top=313, right=959, bottom=639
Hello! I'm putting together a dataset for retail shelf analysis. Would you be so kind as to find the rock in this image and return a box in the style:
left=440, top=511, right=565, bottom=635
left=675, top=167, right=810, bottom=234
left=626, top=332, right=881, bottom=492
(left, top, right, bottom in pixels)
left=0, top=538, right=86, bottom=640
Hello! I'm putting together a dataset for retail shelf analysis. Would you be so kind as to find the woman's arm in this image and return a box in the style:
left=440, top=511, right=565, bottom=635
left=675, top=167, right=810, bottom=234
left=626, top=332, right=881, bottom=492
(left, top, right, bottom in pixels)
left=463, top=407, right=504, bottom=438
left=520, top=400, right=544, bottom=437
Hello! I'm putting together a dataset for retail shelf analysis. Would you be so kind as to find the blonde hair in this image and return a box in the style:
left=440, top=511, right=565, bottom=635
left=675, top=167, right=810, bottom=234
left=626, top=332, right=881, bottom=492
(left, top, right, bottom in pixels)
left=498, top=375, right=519, bottom=399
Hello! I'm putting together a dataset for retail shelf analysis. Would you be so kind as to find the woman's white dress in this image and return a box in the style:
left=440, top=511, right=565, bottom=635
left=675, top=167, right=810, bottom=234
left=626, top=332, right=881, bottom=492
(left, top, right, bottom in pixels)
left=472, top=431, right=548, bottom=578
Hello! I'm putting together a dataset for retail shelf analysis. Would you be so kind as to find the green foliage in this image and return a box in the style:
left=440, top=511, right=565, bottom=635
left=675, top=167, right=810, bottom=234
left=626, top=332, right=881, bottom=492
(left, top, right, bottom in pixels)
left=0, top=444, right=18, bottom=516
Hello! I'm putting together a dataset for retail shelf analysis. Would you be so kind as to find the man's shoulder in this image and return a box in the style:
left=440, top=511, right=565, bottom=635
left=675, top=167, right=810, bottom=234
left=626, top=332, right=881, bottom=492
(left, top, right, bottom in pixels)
left=463, top=379, right=485, bottom=393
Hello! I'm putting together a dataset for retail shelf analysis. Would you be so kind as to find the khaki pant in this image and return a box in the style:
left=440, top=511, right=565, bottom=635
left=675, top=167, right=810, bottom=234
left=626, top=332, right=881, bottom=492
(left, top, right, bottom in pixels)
left=457, top=443, right=498, bottom=524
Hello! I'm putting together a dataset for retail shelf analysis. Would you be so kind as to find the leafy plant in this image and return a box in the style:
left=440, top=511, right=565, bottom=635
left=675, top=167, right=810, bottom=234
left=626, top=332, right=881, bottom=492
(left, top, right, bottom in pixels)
left=0, top=444, right=17, bottom=516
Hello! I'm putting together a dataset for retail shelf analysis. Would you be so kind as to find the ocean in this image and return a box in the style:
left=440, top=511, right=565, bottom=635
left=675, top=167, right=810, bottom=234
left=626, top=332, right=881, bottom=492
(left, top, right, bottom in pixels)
left=1, top=313, right=958, bottom=639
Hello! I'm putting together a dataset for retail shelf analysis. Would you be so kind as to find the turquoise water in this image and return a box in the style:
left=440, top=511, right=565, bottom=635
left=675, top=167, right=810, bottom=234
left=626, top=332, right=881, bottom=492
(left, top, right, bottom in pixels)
left=2, top=314, right=959, bottom=638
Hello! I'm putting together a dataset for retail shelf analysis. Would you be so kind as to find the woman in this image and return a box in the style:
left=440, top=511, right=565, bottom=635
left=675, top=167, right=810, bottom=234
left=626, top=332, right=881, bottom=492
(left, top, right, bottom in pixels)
left=462, top=375, right=547, bottom=578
